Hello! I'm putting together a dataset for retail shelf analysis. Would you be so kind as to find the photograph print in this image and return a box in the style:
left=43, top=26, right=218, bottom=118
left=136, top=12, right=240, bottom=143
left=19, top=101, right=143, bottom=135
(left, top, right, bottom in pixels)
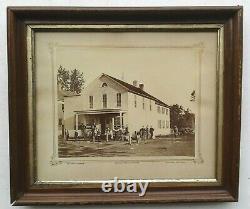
left=55, top=31, right=200, bottom=159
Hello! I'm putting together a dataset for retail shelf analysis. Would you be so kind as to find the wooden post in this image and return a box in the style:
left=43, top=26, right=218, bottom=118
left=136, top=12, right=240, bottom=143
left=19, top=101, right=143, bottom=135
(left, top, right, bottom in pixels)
left=119, top=112, right=122, bottom=129
left=112, top=117, right=114, bottom=129
left=75, top=114, right=78, bottom=131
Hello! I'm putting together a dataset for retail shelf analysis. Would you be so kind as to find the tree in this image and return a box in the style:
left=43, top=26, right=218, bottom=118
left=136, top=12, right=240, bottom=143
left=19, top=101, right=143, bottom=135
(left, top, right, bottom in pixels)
left=57, top=66, right=85, bottom=94
left=170, top=104, right=184, bottom=129
left=170, top=104, right=195, bottom=129
left=183, top=108, right=195, bottom=129
left=69, top=69, right=85, bottom=94
left=57, top=66, right=70, bottom=91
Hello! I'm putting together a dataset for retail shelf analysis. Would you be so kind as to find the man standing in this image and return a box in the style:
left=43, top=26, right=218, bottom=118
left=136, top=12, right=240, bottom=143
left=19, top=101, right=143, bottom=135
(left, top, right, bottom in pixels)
left=140, top=126, right=145, bottom=141
left=146, top=125, right=149, bottom=140
left=149, top=126, right=154, bottom=139
left=174, top=125, right=179, bottom=138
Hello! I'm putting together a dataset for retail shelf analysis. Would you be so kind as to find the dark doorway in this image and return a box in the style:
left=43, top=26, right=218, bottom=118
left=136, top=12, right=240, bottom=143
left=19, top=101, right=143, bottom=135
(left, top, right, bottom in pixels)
left=100, top=116, right=106, bottom=134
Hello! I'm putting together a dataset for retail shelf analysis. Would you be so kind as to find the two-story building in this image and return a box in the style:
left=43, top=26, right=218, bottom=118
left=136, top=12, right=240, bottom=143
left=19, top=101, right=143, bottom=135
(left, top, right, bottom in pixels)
left=63, top=73, right=171, bottom=136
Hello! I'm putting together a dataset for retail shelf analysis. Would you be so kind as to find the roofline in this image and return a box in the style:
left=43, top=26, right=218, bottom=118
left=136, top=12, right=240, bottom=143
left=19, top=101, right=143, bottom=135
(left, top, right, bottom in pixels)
left=101, top=73, right=130, bottom=91
left=101, top=73, right=170, bottom=108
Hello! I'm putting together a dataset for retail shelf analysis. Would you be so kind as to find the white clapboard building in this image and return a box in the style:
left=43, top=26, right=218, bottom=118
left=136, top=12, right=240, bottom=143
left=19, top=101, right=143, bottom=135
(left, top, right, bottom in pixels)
left=64, top=73, right=171, bottom=136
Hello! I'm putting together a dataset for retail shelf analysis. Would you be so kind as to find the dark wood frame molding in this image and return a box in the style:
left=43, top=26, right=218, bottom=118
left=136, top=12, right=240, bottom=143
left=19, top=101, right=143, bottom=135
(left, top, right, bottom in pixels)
left=8, top=6, right=243, bottom=205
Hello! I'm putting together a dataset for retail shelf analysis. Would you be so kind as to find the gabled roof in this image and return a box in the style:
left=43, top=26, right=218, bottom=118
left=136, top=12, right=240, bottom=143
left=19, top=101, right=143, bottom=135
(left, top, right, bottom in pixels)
left=102, top=73, right=169, bottom=108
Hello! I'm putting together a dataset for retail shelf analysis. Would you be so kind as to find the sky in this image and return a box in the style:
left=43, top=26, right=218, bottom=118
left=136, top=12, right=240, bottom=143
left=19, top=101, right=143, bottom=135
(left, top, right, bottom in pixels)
left=52, top=32, right=217, bottom=112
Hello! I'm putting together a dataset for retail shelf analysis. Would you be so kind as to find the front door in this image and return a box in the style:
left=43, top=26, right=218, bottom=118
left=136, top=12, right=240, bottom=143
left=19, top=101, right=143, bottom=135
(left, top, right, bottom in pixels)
left=100, top=116, right=106, bottom=134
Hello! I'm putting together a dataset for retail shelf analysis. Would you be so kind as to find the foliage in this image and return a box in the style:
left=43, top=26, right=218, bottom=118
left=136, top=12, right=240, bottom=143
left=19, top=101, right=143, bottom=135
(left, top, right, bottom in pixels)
left=57, top=66, right=85, bottom=94
left=170, top=104, right=195, bottom=129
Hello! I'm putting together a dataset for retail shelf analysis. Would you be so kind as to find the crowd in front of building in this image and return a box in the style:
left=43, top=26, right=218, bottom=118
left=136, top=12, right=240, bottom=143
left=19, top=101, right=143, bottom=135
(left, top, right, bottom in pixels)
left=64, top=123, right=155, bottom=145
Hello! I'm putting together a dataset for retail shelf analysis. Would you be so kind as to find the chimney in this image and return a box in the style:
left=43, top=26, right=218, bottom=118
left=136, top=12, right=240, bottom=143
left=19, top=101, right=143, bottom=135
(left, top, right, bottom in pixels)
left=133, top=80, right=138, bottom=87
left=139, top=83, right=144, bottom=90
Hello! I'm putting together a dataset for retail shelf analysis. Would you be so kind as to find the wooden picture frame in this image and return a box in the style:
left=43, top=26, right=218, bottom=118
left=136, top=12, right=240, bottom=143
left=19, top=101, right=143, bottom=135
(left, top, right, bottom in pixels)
left=8, top=6, right=243, bottom=205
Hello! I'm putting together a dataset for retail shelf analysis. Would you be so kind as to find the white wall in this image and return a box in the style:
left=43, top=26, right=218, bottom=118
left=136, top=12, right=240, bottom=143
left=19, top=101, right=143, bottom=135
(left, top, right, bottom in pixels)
left=127, top=92, right=171, bottom=135
left=0, top=1, right=249, bottom=209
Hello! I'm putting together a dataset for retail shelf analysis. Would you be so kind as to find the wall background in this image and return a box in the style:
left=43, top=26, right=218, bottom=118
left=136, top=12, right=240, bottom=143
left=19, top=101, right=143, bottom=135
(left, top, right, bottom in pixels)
left=0, top=0, right=249, bottom=208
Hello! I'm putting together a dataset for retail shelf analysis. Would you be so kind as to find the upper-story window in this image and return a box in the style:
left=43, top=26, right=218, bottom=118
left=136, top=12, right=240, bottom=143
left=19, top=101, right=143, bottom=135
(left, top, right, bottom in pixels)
left=102, top=82, right=108, bottom=87
left=134, top=95, right=137, bottom=108
left=142, top=97, right=145, bottom=110
left=103, top=94, right=107, bottom=108
left=149, top=100, right=152, bottom=111
left=162, top=107, right=165, bottom=114
left=117, top=93, right=121, bottom=107
left=89, top=96, right=93, bottom=109
left=166, top=108, right=169, bottom=115
left=157, top=105, right=161, bottom=113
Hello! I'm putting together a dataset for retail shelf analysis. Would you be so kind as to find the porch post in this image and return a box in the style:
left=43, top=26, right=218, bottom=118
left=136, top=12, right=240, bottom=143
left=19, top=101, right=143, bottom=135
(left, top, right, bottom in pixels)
left=112, top=117, right=114, bottom=129
left=119, top=112, right=122, bottom=129
left=75, top=113, right=79, bottom=131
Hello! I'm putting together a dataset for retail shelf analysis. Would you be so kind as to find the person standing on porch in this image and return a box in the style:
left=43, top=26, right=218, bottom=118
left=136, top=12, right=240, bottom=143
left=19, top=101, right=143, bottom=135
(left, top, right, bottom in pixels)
left=105, top=128, right=112, bottom=142
left=92, top=123, right=96, bottom=142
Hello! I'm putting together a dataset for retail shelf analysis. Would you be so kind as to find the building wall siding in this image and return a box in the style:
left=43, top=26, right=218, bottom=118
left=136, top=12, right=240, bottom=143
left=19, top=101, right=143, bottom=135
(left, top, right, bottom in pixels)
left=127, top=92, right=171, bottom=136
left=63, top=75, right=170, bottom=135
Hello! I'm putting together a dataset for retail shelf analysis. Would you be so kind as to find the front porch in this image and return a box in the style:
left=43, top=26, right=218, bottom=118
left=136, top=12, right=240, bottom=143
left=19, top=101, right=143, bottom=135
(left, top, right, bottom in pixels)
left=73, top=109, right=127, bottom=138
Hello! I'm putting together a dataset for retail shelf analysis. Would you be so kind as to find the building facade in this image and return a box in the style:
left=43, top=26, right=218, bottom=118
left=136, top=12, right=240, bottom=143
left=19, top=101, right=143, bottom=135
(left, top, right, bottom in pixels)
left=64, top=74, right=171, bottom=136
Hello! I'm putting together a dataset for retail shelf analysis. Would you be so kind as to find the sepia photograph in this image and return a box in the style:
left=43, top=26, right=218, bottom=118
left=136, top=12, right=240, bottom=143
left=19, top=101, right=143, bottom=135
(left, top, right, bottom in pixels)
left=54, top=32, right=199, bottom=158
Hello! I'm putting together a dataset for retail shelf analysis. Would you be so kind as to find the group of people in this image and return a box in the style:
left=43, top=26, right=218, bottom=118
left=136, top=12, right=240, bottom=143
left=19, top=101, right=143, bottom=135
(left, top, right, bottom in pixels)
left=87, top=123, right=129, bottom=143
left=138, top=126, right=155, bottom=140
left=65, top=122, right=155, bottom=145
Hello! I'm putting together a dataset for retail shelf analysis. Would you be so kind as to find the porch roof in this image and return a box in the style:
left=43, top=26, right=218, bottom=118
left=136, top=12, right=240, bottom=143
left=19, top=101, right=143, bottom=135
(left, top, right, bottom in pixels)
left=74, top=109, right=126, bottom=115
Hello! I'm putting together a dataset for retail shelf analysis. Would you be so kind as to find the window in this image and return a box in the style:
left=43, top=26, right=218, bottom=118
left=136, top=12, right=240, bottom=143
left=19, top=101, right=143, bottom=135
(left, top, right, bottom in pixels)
left=150, top=100, right=152, bottom=111
left=103, top=94, right=107, bottom=108
left=162, top=107, right=165, bottom=114
left=134, top=95, right=137, bottom=108
left=166, top=108, right=169, bottom=115
left=102, top=82, right=108, bottom=87
left=142, top=97, right=145, bottom=110
left=162, top=120, right=165, bottom=128
left=157, top=106, right=161, bottom=113
left=117, top=93, right=121, bottom=107
left=166, top=120, right=169, bottom=128
left=62, top=104, right=64, bottom=112
left=158, top=120, right=161, bottom=129
left=89, top=96, right=93, bottom=109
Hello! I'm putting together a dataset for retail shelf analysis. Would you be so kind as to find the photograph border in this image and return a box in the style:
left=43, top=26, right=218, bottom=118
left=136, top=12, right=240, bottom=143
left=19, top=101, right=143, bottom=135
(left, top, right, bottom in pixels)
left=8, top=7, right=242, bottom=205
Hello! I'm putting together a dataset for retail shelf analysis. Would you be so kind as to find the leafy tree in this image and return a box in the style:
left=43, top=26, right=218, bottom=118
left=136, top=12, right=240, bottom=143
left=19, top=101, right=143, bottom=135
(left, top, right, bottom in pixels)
left=69, top=69, right=85, bottom=94
left=170, top=104, right=195, bottom=129
left=170, top=104, right=184, bottom=128
left=57, top=66, right=70, bottom=91
left=57, top=66, right=85, bottom=94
